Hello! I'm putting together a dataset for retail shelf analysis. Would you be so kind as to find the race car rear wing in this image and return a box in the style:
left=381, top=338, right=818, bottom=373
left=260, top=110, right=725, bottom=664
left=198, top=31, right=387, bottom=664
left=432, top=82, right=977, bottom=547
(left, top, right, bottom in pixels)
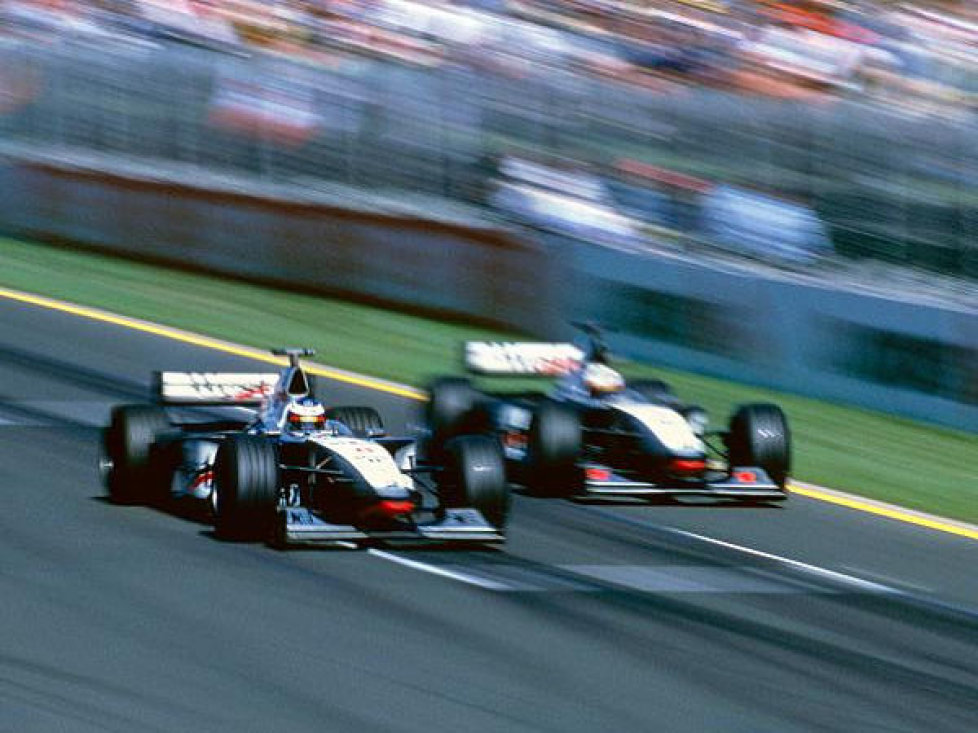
left=465, top=342, right=584, bottom=376
left=153, top=372, right=280, bottom=406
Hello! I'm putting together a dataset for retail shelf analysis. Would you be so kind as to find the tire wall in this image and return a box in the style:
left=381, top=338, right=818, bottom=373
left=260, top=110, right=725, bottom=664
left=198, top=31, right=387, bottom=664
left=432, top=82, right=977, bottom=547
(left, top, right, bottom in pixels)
left=0, top=158, right=561, bottom=335
left=568, top=241, right=977, bottom=433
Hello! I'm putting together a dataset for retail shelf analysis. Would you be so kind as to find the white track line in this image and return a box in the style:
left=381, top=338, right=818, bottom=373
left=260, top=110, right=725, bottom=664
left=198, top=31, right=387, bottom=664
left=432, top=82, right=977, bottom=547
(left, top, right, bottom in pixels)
left=664, top=527, right=896, bottom=593
left=368, top=549, right=514, bottom=591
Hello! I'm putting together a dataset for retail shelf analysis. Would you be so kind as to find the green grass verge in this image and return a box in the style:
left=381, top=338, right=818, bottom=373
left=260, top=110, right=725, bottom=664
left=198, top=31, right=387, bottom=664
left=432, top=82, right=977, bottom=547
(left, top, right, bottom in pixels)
left=1, top=237, right=975, bottom=524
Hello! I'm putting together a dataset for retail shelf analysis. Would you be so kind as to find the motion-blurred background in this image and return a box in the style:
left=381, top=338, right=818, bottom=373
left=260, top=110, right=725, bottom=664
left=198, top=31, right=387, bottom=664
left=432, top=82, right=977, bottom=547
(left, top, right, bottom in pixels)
left=0, top=0, right=975, bottom=430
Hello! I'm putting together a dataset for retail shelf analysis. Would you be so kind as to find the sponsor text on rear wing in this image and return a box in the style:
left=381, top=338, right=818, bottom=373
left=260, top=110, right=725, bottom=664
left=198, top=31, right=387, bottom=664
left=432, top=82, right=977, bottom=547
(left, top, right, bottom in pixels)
left=465, top=342, right=584, bottom=376
left=153, top=372, right=279, bottom=406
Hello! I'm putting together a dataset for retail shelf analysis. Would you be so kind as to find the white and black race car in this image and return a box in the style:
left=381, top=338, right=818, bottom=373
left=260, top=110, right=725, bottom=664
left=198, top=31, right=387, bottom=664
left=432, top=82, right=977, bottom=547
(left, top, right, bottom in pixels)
left=426, top=327, right=790, bottom=502
left=101, top=349, right=509, bottom=546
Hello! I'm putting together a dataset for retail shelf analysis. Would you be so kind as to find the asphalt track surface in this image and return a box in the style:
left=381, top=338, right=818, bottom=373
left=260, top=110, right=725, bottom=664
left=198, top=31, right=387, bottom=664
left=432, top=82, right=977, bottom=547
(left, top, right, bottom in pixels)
left=0, top=297, right=976, bottom=733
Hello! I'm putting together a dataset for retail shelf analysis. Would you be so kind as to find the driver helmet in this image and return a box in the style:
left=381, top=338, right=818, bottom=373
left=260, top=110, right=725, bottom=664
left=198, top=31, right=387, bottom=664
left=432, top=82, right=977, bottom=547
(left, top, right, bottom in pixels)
left=284, top=397, right=327, bottom=434
left=583, top=363, right=625, bottom=397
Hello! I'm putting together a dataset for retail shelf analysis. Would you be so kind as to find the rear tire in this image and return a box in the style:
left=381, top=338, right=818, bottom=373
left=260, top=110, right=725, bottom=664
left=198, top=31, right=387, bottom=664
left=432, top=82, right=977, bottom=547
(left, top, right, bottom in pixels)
left=426, top=377, right=481, bottom=457
left=213, top=435, right=280, bottom=541
left=324, top=406, right=385, bottom=438
left=630, top=378, right=680, bottom=407
left=103, top=405, right=171, bottom=505
left=441, top=435, right=509, bottom=529
left=727, top=403, right=791, bottom=490
left=527, top=400, right=582, bottom=497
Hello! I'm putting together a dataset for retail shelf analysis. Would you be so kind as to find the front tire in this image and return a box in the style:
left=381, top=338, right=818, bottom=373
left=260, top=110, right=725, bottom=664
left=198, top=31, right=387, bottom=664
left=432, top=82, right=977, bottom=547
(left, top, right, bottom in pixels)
left=103, top=405, right=171, bottom=505
left=441, top=435, right=509, bottom=529
left=213, top=435, right=279, bottom=541
left=727, top=403, right=791, bottom=490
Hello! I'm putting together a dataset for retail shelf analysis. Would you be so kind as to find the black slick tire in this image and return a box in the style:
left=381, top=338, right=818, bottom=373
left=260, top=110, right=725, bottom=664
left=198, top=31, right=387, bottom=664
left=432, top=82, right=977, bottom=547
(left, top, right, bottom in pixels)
left=213, top=435, right=279, bottom=542
left=427, top=377, right=481, bottom=458
left=441, top=435, right=509, bottom=530
left=104, top=405, right=171, bottom=505
left=527, top=400, right=582, bottom=497
left=324, top=406, right=385, bottom=438
left=727, top=403, right=791, bottom=491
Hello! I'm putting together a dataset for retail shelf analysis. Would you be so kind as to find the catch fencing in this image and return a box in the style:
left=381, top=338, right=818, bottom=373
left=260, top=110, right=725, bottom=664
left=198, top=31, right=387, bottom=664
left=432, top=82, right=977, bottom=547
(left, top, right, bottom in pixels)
left=0, top=38, right=976, bottom=276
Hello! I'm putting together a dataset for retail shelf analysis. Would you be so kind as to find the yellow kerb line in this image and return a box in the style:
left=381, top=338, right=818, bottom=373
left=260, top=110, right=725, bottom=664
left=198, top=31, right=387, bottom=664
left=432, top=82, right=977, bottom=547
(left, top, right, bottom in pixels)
left=790, top=483, right=978, bottom=541
left=0, top=286, right=426, bottom=401
left=2, top=284, right=974, bottom=541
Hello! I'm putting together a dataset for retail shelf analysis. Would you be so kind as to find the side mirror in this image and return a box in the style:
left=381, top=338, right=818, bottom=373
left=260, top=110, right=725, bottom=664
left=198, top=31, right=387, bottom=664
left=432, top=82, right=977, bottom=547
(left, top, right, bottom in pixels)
left=681, top=405, right=709, bottom=437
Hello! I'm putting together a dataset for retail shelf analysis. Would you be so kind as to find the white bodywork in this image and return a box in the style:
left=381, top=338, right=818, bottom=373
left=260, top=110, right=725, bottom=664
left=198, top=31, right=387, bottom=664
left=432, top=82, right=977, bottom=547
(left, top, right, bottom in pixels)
left=179, top=440, right=220, bottom=500
left=613, top=402, right=703, bottom=454
left=166, top=358, right=415, bottom=500
left=309, top=435, right=414, bottom=491
left=179, top=432, right=414, bottom=501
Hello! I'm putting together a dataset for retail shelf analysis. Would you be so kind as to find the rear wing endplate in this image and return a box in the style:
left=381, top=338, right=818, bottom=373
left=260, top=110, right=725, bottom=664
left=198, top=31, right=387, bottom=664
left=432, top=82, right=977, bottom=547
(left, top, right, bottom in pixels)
left=154, top=372, right=280, bottom=406
left=465, top=342, right=583, bottom=376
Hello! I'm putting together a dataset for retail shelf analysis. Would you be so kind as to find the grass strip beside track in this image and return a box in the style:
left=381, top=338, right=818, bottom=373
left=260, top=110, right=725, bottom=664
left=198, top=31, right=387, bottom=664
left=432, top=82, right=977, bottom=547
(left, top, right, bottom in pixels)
left=1, top=237, right=975, bottom=524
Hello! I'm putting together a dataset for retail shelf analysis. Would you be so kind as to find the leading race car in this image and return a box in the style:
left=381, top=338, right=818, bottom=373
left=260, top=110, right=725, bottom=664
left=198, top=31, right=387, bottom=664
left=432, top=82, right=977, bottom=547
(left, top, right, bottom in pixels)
left=426, top=326, right=791, bottom=502
left=101, top=348, right=509, bottom=546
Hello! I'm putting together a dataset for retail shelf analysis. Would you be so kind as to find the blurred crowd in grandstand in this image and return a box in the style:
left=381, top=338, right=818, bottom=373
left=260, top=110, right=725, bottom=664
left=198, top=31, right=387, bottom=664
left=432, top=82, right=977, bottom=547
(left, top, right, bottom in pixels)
left=0, top=0, right=975, bottom=281
left=2, top=0, right=975, bottom=114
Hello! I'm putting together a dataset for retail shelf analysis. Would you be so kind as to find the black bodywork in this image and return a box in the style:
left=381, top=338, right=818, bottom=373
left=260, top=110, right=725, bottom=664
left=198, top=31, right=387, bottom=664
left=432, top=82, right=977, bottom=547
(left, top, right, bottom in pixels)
left=427, top=329, right=791, bottom=502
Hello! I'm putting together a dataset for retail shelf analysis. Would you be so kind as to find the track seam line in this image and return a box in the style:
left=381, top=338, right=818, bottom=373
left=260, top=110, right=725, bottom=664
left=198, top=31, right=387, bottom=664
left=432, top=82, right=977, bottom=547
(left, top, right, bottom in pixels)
left=0, top=285, right=425, bottom=401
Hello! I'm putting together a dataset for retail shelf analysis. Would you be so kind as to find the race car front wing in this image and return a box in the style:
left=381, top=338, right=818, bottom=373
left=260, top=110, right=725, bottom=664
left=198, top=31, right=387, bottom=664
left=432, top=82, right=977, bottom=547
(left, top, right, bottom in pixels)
left=276, top=507, right=505, bottom=546
left=581, top=464, right=787, bottom=500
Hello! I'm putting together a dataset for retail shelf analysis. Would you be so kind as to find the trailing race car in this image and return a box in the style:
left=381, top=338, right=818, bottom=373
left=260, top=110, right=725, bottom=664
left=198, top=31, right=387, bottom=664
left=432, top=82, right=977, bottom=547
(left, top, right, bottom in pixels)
left=426, top=326, right=791, bottom=502
left=101, top=348, right=509, bottom=546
